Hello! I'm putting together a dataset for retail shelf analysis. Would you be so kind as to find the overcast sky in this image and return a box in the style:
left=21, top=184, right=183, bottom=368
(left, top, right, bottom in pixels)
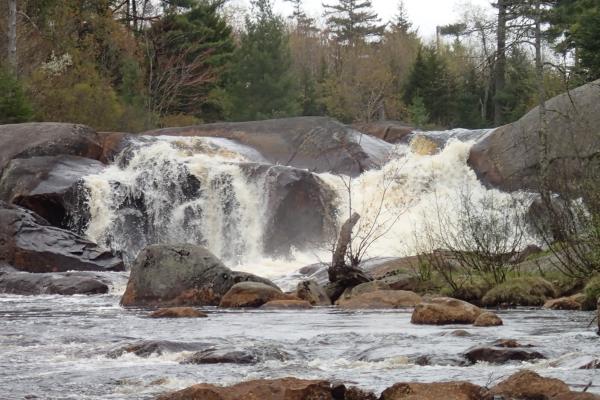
left=230, top=0, right=494, bottom=39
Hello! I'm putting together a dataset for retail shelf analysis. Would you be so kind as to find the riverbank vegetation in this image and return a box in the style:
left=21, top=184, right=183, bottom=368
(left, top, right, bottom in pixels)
left=1, top=0, right=599, bottom=130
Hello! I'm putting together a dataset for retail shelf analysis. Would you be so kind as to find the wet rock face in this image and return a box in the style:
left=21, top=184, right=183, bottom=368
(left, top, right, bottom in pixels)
left=242, top=164, right=337, bottom=257
left=0, top=123, right=103, bottom=176
left=469, top=79, right=600, bottom=192
left=0, top=201, right=124, bottom=273
left=0, top=155, right=105, bottom=229
left=120, top=244, right=276, bottom=307
left=464, top=344, right=545, bottom=365
left=352, top=121, right=415, bottom=144
left=182, top=349, right=258, bottom=365
left=144, top=117, right=393, bottom=176
left=295, top=280, right=331, bottom=306
left=0, top=270, right=109, bottom=295
left=107, top=340, right=204, bottom=359
left=148, top=307, right=208, bottom=319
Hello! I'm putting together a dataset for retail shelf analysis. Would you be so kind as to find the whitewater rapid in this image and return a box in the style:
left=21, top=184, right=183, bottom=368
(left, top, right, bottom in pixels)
left=78, top=129, right=532, bottom=282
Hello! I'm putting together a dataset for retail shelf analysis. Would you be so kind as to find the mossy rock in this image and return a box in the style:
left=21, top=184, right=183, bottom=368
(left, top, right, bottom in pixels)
left=482, top=277, right=558, bottom=307
left=582, top=275, right=600, bottom=311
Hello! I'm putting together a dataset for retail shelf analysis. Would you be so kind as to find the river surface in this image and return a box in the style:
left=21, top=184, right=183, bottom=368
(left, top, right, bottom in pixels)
left=1, top=275, right=598, bottom=400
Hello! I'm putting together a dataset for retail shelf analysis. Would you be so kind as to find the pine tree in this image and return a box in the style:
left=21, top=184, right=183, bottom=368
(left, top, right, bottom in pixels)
left=392, top=0, right=412, bottom=34
left=323, top=0, right=386, bottom=46
left=0, top=67, right=32, bottom=123
left=285, top=0, right=317, bottom=33
left=226, top=0, right=299, bottom=121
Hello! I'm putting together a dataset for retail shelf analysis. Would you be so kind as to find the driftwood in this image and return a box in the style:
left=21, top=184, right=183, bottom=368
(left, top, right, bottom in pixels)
left=327, top=212, right=372, bottom=302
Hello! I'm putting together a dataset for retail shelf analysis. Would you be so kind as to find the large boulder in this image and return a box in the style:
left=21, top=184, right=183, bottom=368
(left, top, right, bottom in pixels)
left=473, top=311, right=503, bottom=327
left=411, top=297, right=483, bottom=325
left=157, top=378, right=335, bottom=400
left=337, top=290, right=422, bottom=310
left=0, top=201, right=124, bottom=273
left=144, top=117, right=393, bottom=176
left=120, top=244, right=274, bottom=307
left=241, top=164, right=337, bottom=257
left=0, top=155, right=104, bottom=228
left=0, top=123, right=103, bottom=175
left=380, top=382, right=484, bottom=400
left=219, top=282, right=287, bottom=308
left=544, top=294, right=585, bottom=310
left=0, top=269, right=109, bottom=295
left=469, top=80, right=600, bottom=192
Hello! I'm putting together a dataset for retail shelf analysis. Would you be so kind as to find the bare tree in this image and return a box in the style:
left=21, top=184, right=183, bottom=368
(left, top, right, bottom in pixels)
left=7, top=0, right=17, bottom=73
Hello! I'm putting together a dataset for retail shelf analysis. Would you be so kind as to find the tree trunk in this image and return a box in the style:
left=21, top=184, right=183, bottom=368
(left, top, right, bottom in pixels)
left=534, top=1, right=549, bottom=197
left=494, top=0, right=507, bottom=126
left=7, top=0, right=17, bottom=74
left=331, top=212, right=360, bottom=273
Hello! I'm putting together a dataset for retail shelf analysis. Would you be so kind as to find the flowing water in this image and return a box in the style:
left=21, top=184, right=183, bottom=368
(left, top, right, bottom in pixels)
left=1, top=130, right=598, bottom=399
left=0, top=285, right=598, bottom=399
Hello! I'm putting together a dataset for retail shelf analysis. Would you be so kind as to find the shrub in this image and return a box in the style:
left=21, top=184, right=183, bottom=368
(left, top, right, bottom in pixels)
left=482, top=276, right=557, bottom=307
left=582, top=275, right=600, bottom=311
left=0, top=68, right=32, bottom=123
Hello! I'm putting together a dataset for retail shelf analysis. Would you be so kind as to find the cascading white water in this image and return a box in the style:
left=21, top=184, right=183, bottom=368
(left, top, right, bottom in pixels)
left=79, top=129, right=533, bottom=280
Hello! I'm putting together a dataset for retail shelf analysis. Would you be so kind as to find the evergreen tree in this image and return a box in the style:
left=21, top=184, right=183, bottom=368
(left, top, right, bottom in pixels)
left=148, top=0, right=235, bottom=120
left=285, top=0, right=317, bottom=33
left=548, top=0, right=600, bottom=81
left=323, top=0, right=386, bottom=46
left=226, top=0, right=299, bottom=121
left=392, top=0, right=412, bottom=34
left=0, top=67, right=32, bottom=124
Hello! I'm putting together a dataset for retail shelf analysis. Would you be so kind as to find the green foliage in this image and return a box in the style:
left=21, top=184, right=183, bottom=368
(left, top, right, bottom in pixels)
left=28, top=59, right=123, bottom=131
left=226, top=0, right=300, bottom=121
left=548, top=0, right=600, bottom=81
left=323, top=0, right=385, bottom=46
left=482, top=276, right=557, bottom=307
left=407, top=95, right=429, bottom=127
left=0, top=68, right=32, bottom=124
left=582, top=275, right=600, bottom=310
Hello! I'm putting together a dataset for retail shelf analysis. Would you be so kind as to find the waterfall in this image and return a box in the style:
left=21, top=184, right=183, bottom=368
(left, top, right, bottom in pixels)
left=78, top=129, right=533, bottom=276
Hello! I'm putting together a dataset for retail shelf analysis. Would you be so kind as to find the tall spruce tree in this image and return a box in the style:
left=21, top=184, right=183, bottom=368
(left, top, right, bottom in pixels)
left=323, top=0, right=386, bottom=46
left=226, top=0, right=299, bottom=121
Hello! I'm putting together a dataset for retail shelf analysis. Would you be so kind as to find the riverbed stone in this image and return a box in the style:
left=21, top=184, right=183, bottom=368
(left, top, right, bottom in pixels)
left=473, top=311, right=503, bottom=327
left=261, top=299, right=312, bottom=309
left=182, top=348, right=258, bottom=365
left=411, top=297, right=483, bottom=325
left=219, top=281, right=287, bottom=308
left=544, top=294, right=585, bottom=310
left=464, top=344, right=545, bottom=364
left=148, top=307, right=208, bottom=319
left=0, top=201, right=124, bottom=273
left=0, top=270, right=109, bottom=295
left=337, top=290, right=422, bottom=309
left=121, top=244, right=276, bottom=307
left=157, top=378, right=334, bottom=400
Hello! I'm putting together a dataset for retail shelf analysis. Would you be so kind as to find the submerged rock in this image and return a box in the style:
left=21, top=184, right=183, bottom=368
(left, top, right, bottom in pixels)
left=182, top=348, right=258, bottom=365
left=148, top=307, right=208, bottom=319
left=261, top=300, right=312, bottom=309
left=0, top=270, right=108, bottom=295
left=219, top=282, right=287, bottom=308
left=411, top=297, right=483, bottom=325
left=107, top=340, right=203, bottom=358
left=0, top=201, right=124, bottom=273
left=121, top=244, right=276, bottom=307
left=464, top=344, right=545, bottom=364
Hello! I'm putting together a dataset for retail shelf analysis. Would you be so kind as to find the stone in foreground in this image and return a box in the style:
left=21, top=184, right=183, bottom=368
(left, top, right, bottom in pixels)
left=157, top=378, right=335, bottom=400
left=473, top=311, right=503, bottom=327
left=380, top=381, right=484, bottom=400
left=121, top=244, right=276, bottom=307
left=261, top=300, right=312, bottom=309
